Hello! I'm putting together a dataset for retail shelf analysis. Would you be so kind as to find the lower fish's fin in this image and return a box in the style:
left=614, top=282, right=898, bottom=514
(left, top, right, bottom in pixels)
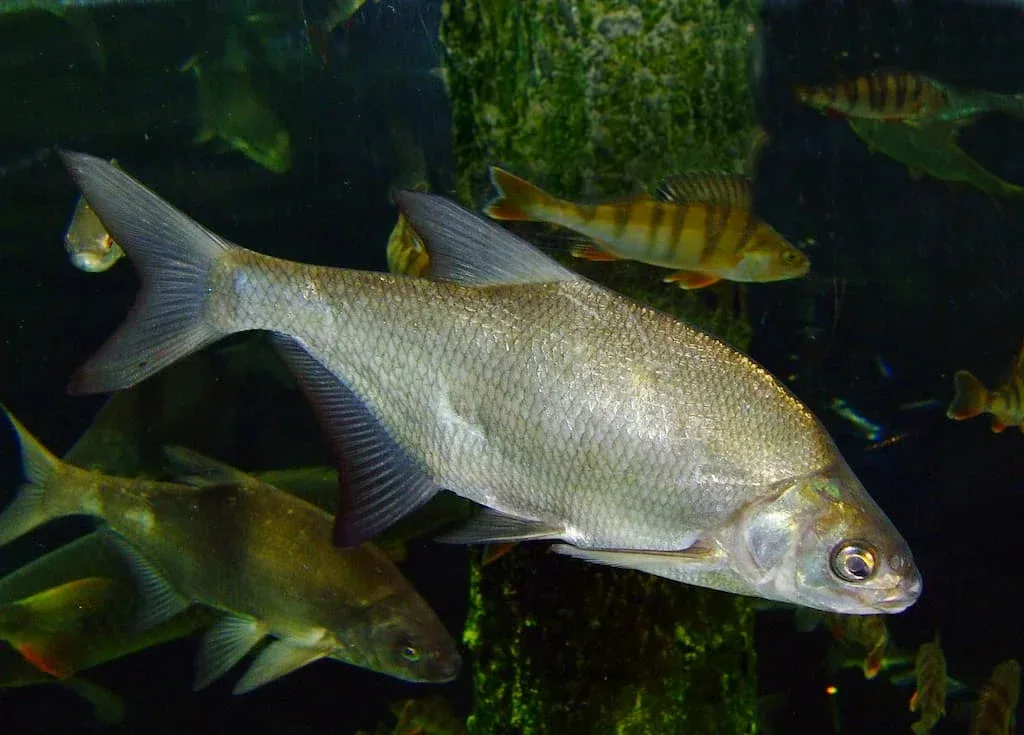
left=945, top=370, right=989, bottom=421
left=863, top=641, right=886, bottom=680
left=58, top=151, right=232, bottom=394
left=570, top=244, right=621, bottom=262
left=0, top=405, right=75, bottom=546
left=103, top=532, right=190, bottom=631
left=270, top=335, right=441, bottom=547
left=551, top=542, right=722, bottom=575
left=194, top=615, right=268, bottom=691
left=192, top=127, right=216, bottom=145
left=59, top=677, right=126, bottom=725
left=437, top=508, right=563, bottom=545
left=163, top=445, right=255, bottom=488
left=233, top=639, right=326, bottom=695
left=909, top=689, right=919, bottom=712
left=664, top=270, right=721, bottom=290
left=0, top=577, right=116, bottom=679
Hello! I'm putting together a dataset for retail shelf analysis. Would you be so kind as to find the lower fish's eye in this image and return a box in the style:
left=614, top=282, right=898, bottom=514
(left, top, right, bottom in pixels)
left=401, top=645, right=421, bottom=662
left=830, top=541, right=877, bottom=583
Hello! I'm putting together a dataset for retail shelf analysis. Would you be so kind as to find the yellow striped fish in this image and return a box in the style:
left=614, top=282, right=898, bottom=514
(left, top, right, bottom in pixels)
left=970, top=659, right=1020, bottom=735
left=484, top=167, right=808, bottom=290
left=795, top=71, right=951, bottom=122
left=909, top=633, right=947, bottom=735
left=947, top=341, right=1024, bottom=433
left=386, top=212, right=431, bottom=278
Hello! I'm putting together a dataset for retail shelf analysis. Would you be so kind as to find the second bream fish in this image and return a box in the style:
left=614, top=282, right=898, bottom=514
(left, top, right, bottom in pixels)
left=484, top=166, right=809, bottom=290
left=0, top=407, right=460, bottom=694
left=59, top=152, right=919, bottom=615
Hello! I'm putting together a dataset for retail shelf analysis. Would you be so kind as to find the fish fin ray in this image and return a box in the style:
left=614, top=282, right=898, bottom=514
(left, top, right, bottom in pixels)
left=664, top=270, right=720, bottom=289
left=393, top=189, right=577, bottom=286
left=270, top=335, right=440, bottom=546
left=233, top=639, right=326, bottom=695
left=102, top=532, right=190, bottom=631
left=655, top=171, right=752, bottom=207
left=163, top=445, right=255, bottom=487
left=437, top=508, right=563, bottom=544
left=570, top=244, right=621, bottom=262
left=551, top=542, right=723, bottom=575
left=194, top=615, right=268, bottom=691
left=58, top=151, right=231, bottom=394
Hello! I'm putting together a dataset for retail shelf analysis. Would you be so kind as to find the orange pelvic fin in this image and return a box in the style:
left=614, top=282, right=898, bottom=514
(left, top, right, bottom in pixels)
left=664, top=270, right=721, bottom=290
left=570, top=244, right=621, bottom=262
left=863, top=642, right=886, bottom=680
left=481, top=542, right=518, bottom=567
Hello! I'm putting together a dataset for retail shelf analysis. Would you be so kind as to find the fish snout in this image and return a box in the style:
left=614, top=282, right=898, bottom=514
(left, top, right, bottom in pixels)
left=427, top=647, right=462, bottom=683
left=874, top=566, right=923, bottom=613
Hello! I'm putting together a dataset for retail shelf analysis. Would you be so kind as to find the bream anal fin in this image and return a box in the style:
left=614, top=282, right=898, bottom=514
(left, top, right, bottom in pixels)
left=437, top=507, right=563, bottom=545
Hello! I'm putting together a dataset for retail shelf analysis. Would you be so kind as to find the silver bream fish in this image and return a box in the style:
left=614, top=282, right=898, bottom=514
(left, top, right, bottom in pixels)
left=58, top=151, right=921, bottom=615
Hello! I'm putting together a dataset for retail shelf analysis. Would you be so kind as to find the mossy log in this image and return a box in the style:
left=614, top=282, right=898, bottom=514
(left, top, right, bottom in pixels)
left=441, top=0, right=763, bottom=732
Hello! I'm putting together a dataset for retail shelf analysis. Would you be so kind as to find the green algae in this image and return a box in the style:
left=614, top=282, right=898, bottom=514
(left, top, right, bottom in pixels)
left=442, top=1, right=763, bottom=731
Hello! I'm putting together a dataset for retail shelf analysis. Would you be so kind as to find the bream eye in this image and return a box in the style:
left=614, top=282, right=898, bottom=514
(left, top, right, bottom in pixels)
left=830, top=541, right=877, bottom=583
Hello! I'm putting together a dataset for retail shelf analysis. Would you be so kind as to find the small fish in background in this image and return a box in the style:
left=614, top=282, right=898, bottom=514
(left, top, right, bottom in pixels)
left=947, top=342, right=1024, bottom=432
left=181, top=28, right=292, bottom=174
left=64, top=158, right=125, bottom=273
left=824, top=613, right=889, bottom=680
left=0, top=532, right=215, bottom=724
left=304, top=0, right=375, bottom=66
left=484, top=166, right=808, bottom=290
left=969, top=659, right=1020, bottom=735
left=0, top=407, right=461, bottom=693
left=779, top=605, right=889, bottom=679
left=387, top=213, right=431, bottom=278
left=388, top=695, right=468, bottom=735
left=59, top=152, right=922, bottom=615
left=847, top=118, right=1024, bottom=201
left=828, top=398, right=884, bottom=442
left=909, top=634, right=948, bottom=735
left=795, top=70, right=1024, bottom=126
left=0, top=578, right=115, bottom=679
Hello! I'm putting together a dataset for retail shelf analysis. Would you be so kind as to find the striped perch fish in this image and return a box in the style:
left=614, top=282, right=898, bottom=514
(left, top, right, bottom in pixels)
left=909, top=634, right=948, bottom=735
left=796, top=69, right=1024, bottom=126
left=795, top=70, right=952, bottom=122
left=970, top=659, right=1020, bottom=735
left=484, top=167, right=808, bottom=291
left=946, top=341, right=1024, bottom=433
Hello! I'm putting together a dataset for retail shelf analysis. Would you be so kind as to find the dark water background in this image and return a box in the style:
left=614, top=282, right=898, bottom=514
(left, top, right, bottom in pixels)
left=0, top=0, right=1022, bottom=732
